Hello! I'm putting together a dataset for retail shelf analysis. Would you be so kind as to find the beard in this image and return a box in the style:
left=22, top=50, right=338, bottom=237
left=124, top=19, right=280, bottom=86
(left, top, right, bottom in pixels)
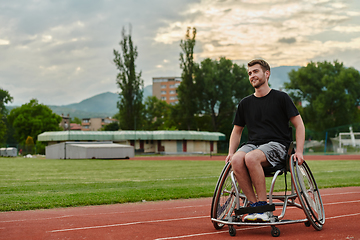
left=252, top=78, right=266, bottom=89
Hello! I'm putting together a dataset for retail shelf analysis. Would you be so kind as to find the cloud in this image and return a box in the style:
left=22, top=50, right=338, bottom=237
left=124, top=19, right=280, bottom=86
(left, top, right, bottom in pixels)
left=333, top=26, right=360, bottom=33
left=1, top=0, right=359, bottom=106
left=1, top=0, right=197, bottom=105
left=154, top=0, right=360, bottom=67
left=0, top=39, right=10, bottom=45
left=278, top=37, right=297, bottom=44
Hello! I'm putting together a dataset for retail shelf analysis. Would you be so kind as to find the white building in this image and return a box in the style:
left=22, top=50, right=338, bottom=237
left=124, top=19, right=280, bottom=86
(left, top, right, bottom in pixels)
left=38, top=130, right=225, bottom=155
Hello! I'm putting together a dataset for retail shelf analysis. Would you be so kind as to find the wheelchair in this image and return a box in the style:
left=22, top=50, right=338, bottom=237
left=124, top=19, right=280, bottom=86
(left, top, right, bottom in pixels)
left=210, top=143, right=325, bottom=237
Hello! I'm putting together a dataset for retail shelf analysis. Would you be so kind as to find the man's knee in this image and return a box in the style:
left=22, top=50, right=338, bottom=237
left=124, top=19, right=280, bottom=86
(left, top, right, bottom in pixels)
left=244, top=150, right=268, bottom=169
left=231, top=152, right=246, bottom=171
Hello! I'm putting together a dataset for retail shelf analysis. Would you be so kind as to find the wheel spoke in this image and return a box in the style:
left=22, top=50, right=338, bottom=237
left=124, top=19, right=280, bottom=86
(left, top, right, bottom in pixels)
left=211, top=163, right=239, bottom=230
left=291, top=159, right=325, bottom=230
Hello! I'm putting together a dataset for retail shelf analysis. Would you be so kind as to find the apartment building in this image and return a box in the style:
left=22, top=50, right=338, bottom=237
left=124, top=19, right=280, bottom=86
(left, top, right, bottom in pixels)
left=152, top=77, right=181, bottom=105
left=81, top=117, right=119, bottom=131
left=70, top=123, right=82, bottom=131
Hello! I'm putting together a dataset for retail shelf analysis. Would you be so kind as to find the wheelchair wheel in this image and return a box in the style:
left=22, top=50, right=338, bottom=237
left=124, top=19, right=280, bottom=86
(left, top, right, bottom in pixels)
left=290, top=159, right=325, bottom=231
left=211, top=162, right=238, bottom=230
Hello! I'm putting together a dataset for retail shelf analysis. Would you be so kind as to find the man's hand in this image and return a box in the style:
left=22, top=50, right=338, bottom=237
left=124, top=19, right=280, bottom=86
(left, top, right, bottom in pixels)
left=225, top=153, right=233, bottom=163
left=293, top=152, right=304, bottom=165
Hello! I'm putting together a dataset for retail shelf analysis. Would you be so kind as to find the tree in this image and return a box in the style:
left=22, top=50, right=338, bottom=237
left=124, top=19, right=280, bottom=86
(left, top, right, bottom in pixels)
left=103, top=122, right=120, bottom=131
left=113, top=26, right=144, bottom=130
left=0, top=88, right=13, bottom=145
left=143, top=96, right=177, bottom=130
left=285, top=61, right=360, bottom=138
left=177, top=27, right=197, bottom=130
left=25, top=136, right=35, bottom=154
left=0, top=115, right=6, bottom=145
left=194, top=57, right=251, bottom=136
left=0, top=88, right=13, bottom=116
left=7, top=99, right=62, bottom=144
left=71, top=117, right=81, bottom=124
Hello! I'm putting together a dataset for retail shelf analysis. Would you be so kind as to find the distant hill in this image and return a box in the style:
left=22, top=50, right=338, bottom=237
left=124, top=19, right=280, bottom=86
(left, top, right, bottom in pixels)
left=49, top=85, right=153, bottom=119
left=62, top=92, right=119, bottom=114
left=5, top=85, right=153, bottom=120
left=143, top=84, right=152, bottom=99
left=48, top=105, right=117, bottom=119
left=47, top=92, right=118, bottom=119
left=270, top=66, right=301, bottom=90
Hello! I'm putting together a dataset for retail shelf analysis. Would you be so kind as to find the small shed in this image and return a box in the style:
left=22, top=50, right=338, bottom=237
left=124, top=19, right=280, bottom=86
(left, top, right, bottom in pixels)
left=45, top=142, right=134, bottom=159
left=0, top=147, right=18, bottom=157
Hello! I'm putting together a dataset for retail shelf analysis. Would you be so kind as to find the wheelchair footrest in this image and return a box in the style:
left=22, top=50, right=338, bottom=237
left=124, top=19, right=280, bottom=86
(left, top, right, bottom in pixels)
left=235, top=204, right=275, bottom=215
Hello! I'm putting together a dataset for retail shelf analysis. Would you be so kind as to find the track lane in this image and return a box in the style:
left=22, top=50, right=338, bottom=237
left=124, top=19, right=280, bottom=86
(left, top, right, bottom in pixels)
left=1, top=187, right=359, bottom=240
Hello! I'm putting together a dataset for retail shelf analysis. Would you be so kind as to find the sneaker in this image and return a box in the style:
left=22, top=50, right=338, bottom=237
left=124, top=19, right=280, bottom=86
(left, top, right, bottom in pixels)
left=244, top=213, right=257, bottom=222
left=253, top=212, right=270, bottom=222
left=244, top=202, right=258, bottom=222
left=244, top=201, right=270, bottom=222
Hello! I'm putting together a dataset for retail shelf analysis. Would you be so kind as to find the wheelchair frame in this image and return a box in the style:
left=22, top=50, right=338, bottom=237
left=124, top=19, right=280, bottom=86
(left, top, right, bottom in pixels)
left=210, top=148, right=325, bottom=237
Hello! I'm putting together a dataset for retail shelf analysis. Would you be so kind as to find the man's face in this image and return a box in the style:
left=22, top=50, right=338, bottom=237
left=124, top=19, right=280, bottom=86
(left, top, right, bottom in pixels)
left=247, top=64, right=269, bottom=89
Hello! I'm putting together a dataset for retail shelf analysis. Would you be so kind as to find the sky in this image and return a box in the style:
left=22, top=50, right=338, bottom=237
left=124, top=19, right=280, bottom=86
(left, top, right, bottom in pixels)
left=1, top=0, right=360, bottom=106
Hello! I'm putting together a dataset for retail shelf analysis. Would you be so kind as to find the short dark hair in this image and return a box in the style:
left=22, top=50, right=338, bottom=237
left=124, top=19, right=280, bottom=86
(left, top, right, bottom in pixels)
left=247, top=59, right=270, bottom=73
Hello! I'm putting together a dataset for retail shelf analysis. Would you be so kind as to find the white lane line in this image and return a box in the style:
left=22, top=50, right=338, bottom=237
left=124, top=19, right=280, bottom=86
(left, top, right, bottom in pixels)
left=0, top=204, right=209, bottom=224
left=46, top=198, right=360, bottom=233
left=48, top=216, right=208, bottom=233
left=154, top=226, right=267, bottom=240
left=326, top=212, right=360, bottom=220
left=324, top=200, right=360, bottom=205
left=154, top=213, right=360, bottom=240
left=0, top=215, right=75, bottom=223
left=321, top=191, right=359, bottom=196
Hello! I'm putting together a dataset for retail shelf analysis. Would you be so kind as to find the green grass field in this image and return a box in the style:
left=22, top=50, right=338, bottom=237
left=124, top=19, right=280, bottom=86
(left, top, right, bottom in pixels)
left=0, top=157, right=359, bottom=211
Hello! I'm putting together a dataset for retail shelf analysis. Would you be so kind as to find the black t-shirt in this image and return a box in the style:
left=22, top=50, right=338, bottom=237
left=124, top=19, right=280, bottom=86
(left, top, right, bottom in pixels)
left=233, top=89, right=299, bottom=147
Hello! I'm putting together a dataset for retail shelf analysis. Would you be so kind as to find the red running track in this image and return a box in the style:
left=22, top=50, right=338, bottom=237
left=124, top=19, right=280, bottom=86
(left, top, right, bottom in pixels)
left=1, top=187, right=359, bottom=240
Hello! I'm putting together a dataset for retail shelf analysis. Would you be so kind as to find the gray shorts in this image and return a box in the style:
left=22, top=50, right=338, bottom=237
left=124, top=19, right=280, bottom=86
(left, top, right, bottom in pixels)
left=237, top=141, right=287, bottom=167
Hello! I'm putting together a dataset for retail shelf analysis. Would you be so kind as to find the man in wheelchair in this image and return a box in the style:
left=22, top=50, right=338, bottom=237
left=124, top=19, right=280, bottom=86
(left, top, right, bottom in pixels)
left=225, top=59, right=305, bottom=222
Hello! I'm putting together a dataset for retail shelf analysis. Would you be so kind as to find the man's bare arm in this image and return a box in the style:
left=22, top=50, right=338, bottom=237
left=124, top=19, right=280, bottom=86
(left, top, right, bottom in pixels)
left=290, top=115, right=305, bottom=165
left=225, top=125, right=244, bottom=163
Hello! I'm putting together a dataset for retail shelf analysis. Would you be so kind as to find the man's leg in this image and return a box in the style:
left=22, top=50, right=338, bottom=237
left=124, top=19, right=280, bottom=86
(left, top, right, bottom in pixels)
left=234, top=142, right=286, bottom=222
left=231, top=151, right=257, bottom=203
left=244, top=149, right=271, bottom=202
left=242, top=150, right=272, bottom=222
